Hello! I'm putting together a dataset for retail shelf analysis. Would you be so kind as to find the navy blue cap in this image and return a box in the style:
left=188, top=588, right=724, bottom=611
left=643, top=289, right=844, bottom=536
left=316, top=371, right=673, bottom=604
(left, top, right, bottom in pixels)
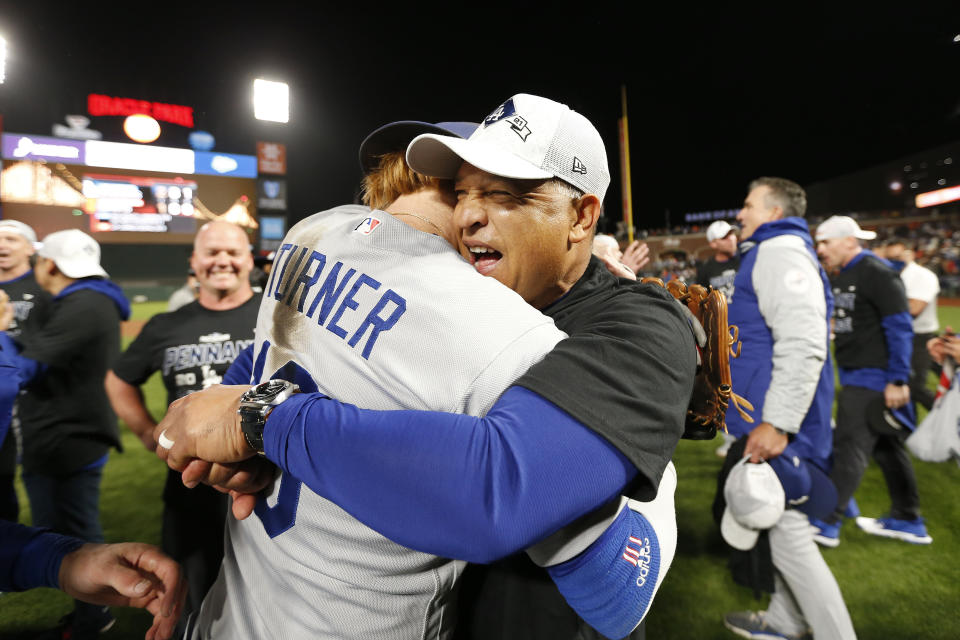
left=867, top=396, right=916, bottom=437
left=359, top=121, right=478, bottom=174
left=767, top=444, right=838, bottom=520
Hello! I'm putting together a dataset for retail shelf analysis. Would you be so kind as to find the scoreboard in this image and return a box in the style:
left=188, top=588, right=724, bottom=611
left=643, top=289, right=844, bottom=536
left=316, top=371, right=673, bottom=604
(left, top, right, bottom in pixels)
left=0, top=133, right=257, bottom=245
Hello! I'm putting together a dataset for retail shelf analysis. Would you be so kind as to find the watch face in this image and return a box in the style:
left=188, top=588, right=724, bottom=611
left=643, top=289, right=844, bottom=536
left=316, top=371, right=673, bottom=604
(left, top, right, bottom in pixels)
left=258, top=380, right=289, bottom=397
left=246, top=379, right=297, bottom=404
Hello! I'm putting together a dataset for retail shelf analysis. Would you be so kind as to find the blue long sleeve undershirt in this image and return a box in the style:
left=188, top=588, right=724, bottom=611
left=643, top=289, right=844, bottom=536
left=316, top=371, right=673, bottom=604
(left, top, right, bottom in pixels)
left=0, top=520, right=85, bottom=591
left=0, top=332, right=47, bottom=386
left=222, top=343, right=254, bottom=385
left=881, top=311, right=913, bottom=383
left=264, top=386, right=636, bottom=563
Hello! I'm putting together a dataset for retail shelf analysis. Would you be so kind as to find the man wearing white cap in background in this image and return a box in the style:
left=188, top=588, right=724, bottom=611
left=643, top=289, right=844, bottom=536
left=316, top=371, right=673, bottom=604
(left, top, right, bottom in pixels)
left=813, top=216, right=930, bottom=546
left=0, top=228, right=130, bottom=639
left=154, top=95, right=696, bottom=640
left=718, top=179, right=856, bottom=640
left=696, top=219, right=740, bottom=303
left=0, top=220, right=51, bottom=525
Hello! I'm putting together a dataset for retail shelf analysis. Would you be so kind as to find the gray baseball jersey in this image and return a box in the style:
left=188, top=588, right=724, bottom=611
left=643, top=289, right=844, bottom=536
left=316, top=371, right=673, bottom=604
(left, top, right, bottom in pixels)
left=190, top=205, right=564, bottom=639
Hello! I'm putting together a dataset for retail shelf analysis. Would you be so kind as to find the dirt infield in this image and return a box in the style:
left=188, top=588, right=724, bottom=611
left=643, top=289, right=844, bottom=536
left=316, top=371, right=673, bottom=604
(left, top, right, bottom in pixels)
left=939, top=297, right=960, bottom=307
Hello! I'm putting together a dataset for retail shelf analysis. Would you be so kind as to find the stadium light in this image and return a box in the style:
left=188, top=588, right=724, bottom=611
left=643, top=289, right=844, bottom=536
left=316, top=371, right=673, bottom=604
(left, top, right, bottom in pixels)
left=253, top=79, right=289, bottom=123
left=0, top=36, right=7, bottom=84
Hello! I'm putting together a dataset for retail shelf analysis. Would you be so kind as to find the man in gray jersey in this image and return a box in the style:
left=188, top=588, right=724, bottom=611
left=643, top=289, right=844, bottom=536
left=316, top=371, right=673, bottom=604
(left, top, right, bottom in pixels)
left=175, top=121, right=569, bottom=639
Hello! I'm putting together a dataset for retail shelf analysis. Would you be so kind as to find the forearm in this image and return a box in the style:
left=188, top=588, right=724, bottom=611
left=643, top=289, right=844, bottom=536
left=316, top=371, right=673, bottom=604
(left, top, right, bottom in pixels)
left=765, top=343, right=825, bottom=432
left=881, top=312, right=913, bottom=381
left=755, top=243, right=827, bottom=432
left=264, top=386, right=636, bottom=563
left=105, top=372, right=157, bottom=437
left=1, top=520, right=84, bottom=591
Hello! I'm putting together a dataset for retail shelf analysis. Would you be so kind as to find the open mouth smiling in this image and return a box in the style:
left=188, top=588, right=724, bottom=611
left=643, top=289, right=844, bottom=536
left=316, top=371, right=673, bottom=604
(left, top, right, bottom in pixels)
left=468, top=246, right=502, bottom=275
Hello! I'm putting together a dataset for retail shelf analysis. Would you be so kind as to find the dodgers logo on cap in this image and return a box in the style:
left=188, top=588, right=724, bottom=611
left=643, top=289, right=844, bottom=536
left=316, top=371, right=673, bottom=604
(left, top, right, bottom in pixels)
left=483, top=98, right=532, bottom=141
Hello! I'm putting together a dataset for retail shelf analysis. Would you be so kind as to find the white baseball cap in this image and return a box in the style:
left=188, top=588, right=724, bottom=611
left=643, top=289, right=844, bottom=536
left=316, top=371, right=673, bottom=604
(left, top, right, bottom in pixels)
left=37, top=229, right=108, bottom=278
left=0, top=220, right=40, bottom=248
left=721, top=457, right=786, bottom=551
left=706, top=220, right=738, bottom=242
left=406, top=93, right=610, bottom=201
left=815, top=215, right=877, bottom=242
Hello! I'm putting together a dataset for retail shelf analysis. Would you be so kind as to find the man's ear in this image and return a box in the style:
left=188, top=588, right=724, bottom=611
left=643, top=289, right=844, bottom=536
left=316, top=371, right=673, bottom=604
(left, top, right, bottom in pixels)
left=570, top=194, right=602, bottom=244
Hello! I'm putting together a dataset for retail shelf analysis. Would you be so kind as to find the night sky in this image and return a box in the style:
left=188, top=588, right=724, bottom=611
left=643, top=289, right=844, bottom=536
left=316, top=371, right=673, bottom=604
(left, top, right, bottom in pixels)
left=0, top=2, right=958, bottom=231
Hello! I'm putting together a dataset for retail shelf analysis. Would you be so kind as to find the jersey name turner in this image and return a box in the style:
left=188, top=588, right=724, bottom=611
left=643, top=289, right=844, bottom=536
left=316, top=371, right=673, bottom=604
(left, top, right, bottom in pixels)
left=264, top=242, right=407, bottom=360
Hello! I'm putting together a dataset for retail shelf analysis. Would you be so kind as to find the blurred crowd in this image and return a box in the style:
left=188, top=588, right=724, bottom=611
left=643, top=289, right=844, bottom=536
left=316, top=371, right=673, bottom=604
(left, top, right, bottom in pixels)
left=619, top=211, right=960, bottom=296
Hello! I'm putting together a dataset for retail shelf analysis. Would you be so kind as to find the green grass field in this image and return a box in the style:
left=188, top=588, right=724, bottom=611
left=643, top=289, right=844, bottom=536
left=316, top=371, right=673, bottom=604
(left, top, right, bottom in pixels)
left=2, top=304, right=958, bottom=639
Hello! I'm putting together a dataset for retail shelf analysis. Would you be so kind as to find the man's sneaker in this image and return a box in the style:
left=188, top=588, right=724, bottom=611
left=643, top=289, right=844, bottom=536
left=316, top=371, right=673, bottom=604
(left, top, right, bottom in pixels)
left=809, top=517, right=840, bottom=548
left=843, top=496, right=860, bottom=519
left=856, top=516, right=933, bottom=545
left=723, top=610, right=812, bottom=640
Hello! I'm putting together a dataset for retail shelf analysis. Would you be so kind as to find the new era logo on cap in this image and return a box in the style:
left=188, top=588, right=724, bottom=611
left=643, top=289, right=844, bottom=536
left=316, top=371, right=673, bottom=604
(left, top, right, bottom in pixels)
left=407, top=93, right=610, bottom=201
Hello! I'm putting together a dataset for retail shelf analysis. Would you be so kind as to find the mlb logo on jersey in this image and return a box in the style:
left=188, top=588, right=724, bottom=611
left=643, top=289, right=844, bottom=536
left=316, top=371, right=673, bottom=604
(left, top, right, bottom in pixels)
left=354, top=216, right=382, bottom=236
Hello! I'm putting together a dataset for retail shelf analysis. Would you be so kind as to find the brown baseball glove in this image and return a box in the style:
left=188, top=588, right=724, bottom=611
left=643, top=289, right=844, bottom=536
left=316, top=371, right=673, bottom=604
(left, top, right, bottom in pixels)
left=642, top=278, right=754, bottom=440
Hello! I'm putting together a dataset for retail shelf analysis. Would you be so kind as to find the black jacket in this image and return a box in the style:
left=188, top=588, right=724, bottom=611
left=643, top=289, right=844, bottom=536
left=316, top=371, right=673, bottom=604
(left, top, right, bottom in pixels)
left=18, top=284, right=127, bottom=474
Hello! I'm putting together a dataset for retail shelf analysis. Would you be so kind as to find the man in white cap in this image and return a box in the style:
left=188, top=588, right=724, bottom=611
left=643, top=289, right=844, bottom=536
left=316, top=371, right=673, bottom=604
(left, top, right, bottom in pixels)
left=0, top=219, right=51, bottom=526
left=153, top=96, right=695, bottom=640
left=696, top=219, right=740, bottom=303
left=0, top=228, right=130, bottom=638
left=813, top=216, right=930, bottom=546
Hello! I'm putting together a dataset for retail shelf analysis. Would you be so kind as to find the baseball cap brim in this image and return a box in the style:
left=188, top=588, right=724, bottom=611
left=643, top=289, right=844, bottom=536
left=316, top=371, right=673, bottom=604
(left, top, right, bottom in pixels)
left=721, top=506, right=761, bottom=551
left=359, top=121, right=478, bottom=174
left=407, top=133, right=554, bottom=182
left=50, top=258, right=107, bottom=279
left=866, top=396, right=916, bottom=437
left=814, top=216, right=877, bottom=242
left=816, top=229, right=877, bottom=241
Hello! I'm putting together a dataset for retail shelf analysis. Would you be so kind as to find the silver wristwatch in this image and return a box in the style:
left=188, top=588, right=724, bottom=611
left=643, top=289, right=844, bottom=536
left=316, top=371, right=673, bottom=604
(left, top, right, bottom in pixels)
left=238, top=380, right=299, bottom=455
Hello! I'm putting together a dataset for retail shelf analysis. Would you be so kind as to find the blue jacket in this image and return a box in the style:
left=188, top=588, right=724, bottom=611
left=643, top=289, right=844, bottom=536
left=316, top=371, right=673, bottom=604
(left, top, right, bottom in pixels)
left=727, top=218, right=834, bottom=466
